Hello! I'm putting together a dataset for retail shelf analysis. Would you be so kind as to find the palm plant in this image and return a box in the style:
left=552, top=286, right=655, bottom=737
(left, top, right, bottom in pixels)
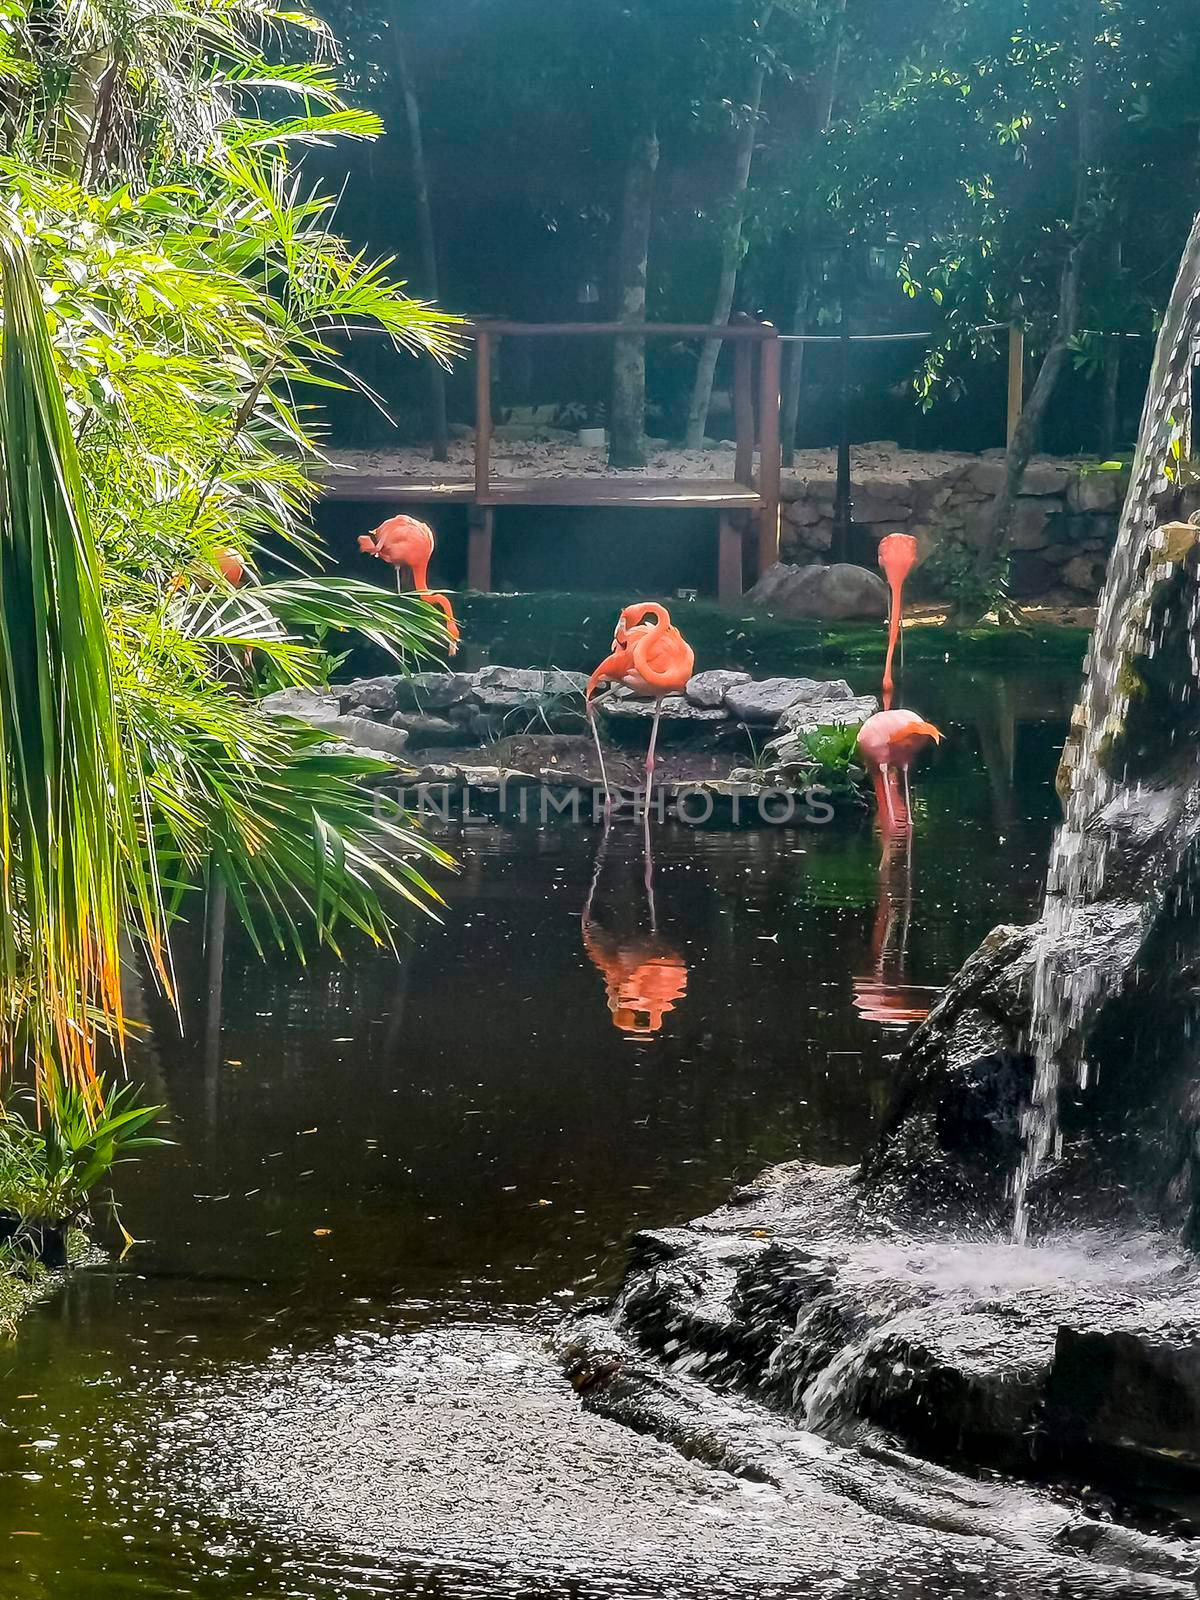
left=0, top=0, right=466, bottom=1123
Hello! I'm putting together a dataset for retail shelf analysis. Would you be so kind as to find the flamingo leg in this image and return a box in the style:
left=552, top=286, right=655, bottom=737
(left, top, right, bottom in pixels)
left=879, top=762, right=897, bottom=829
left=643, top=697, right=663, bottom=820
left=643, top=801, right=656, bottom=925
left=587, top=701, right=613, bottom=816
left=903, top=766, right=913, bottom=830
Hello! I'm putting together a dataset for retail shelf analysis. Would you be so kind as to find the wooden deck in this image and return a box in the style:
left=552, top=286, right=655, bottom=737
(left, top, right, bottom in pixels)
left=317, top=319, right=782, bottom=599
left=322, top=473, right=763, bottom=510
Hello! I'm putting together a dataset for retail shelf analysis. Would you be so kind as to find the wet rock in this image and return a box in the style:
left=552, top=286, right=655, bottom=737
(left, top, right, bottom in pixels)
left=474, top=666, right=587, bottom=697
left=598, top=694, right=727, bottom=724
left=260, top=687, right=340, bottom=720
left=725, top=676, right=854, bottom=724
left=576, top=1158, right=1200, bottom=1528
left=1047, top=1322, right=1200, bottom=1485
left=389, top=710, right=460, bottom=745
left=747, top=562, right=889, bottom=621
left=337, top=675, right=400, bottom=713
left=316, top=716, right=411, bottom=758
left=685, top=669, right=751, bottom=708
left=392, top=672, right=476, bottom=711
left=776, top=691, right=874, bottom=733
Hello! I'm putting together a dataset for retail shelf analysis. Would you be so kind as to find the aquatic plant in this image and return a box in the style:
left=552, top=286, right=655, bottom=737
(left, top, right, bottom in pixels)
left=0, top=1081, right=170, bottom=1226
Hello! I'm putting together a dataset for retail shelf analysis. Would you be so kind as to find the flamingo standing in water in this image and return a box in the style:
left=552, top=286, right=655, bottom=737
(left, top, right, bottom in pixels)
left=857, top=710, right=943, bottom=831
left=585, top=602, right=695, bottom=812
left=877, top=532, right=918, bottom=711
left=358, top=513, right=460, bottom=654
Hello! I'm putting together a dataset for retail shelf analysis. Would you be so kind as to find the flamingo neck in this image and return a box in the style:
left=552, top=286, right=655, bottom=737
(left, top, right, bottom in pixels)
left=882, top=575, right=905, bottom=712
left=409, top=552, right=432, bottom=592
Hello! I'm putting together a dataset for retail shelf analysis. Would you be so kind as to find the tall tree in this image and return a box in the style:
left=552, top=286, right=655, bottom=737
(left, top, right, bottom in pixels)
left=391, top=25, right=449, bottom=461
left=609, top=120, right=661, bottom=467
left=685, top=4, right=775, bottom=448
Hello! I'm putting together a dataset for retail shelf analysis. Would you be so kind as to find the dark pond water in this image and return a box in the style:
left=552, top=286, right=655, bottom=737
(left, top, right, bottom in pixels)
left=0, top=665, right=1078, bottom=1598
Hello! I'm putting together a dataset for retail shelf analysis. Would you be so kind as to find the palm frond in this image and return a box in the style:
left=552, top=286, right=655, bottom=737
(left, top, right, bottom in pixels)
left=0, top=226, right=167, bottom=1102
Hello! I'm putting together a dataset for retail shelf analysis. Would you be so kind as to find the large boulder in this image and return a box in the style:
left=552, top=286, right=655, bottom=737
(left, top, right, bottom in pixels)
left=684, top=669, right=751, bottom=709
left=776, top=693, right=877, bottom=734
left=747, top=563, right=888, bottom=621
left=598, top=693, right=727, bottom=726
left=393, top=672, right=476, bottom=712
left=725, top=675, right=855, bottom=725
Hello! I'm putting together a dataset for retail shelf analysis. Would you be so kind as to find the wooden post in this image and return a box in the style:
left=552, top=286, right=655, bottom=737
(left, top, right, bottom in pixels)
left=475, top=328, right=493, bottom=501
left=1007, top=319, right=1025, bottom=449
left=757, top=329, right=782, bottom=575
left=733, top=339, right=754, bottom=485
left=717, top=511, right=743, bottom=602
left=468, top=506, right=494, bottom=593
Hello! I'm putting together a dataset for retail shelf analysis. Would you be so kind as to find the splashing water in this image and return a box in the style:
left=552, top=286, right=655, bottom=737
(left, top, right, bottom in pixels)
left=1012, top=213, right=1200, bottom=1243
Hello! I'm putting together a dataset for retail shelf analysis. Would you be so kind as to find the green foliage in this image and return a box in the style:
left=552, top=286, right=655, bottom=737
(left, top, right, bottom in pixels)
left=0, top=1080, right=170, bottom=1223
left=0, top=0, right=464, bottom=1112
left=921, top=543, right=1010, bottom=621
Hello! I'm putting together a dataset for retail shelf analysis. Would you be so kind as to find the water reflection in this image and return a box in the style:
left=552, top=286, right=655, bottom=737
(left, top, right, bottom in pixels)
left=852, top=832, right=938, bottom=1028
left=582, top=820, right=688, bottom=1037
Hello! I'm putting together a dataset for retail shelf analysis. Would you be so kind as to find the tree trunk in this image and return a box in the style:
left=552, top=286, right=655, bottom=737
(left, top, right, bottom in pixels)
left=685, top=4, right=774, bottom=449
left=781, top=0, right=845, bottom=467
left=967, top=0, right=1097, bottom=618
left=392, top=27, right=448, bottom=462
left=780, top=315, right=806, bottom=466
left=1099, top=239, right=1123, bottom=455
left=608, top=121, right=659, bottom=470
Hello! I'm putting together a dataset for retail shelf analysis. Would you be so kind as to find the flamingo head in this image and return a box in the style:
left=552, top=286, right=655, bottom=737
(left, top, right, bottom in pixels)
left=613, top=600, right=669, bottom=648
left=878, top=532, right=918, bottom=587
left=358, top=531, right=381, bottom=557
left=892, top=719, right=943, bottom=761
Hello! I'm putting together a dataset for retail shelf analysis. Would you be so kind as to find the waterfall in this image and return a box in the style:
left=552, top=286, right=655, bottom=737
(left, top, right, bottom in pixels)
left=1012, top=213, right=1200, bottom=1245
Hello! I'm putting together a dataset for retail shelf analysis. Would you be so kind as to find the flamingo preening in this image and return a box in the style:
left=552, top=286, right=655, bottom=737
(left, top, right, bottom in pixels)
left=856, top=709, right=943, bottom=832
left=585, top=602, right=695, bottom=813
left=358, top=513, right=460, bottom=655
left=877, top=532, right=918, bottom=712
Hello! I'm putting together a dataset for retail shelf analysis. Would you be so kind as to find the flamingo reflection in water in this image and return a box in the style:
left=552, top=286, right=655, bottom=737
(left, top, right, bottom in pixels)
left=581, top=819, right=687, bottom=1038
left=852, top=830, right=938, bottom=1028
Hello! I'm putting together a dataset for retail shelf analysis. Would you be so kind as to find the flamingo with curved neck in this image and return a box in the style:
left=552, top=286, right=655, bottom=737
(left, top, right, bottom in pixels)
left=358, top=513, right=460, bottom=655
left=878, top=532, right=918, bottom=711
left=585, top=601, right=695, bottom=813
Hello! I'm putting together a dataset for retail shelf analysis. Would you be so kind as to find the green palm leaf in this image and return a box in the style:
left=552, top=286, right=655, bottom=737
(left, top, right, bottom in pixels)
left=0, top=226, right=167, bottom=1102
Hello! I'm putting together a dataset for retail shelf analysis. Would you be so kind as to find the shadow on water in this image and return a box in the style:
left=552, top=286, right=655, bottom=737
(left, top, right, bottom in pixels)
left=0, top=665, right=1078, bottom=1598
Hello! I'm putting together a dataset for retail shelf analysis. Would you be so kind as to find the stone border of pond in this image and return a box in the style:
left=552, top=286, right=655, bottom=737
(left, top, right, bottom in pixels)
left=262, top=665, right=876, bottom=825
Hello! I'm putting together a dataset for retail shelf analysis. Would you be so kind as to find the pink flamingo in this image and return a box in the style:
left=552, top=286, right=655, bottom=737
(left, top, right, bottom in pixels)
left=358, top=513, right=460, bottom=655
left=856, top=709, right=942, bottom=831
left=585, top=602, right=695, bottom=812
left=878, top=532, right=918, bottom=711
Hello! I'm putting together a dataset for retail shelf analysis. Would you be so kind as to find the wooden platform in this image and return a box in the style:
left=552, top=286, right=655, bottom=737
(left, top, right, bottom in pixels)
left=315, top=319, right=783, bottom=598
left=321, top=473, right=762, bottom=510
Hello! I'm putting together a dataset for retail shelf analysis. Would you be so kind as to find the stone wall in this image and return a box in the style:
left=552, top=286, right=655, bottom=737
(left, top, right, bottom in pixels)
left=779, top=446, right=1131, bottom=602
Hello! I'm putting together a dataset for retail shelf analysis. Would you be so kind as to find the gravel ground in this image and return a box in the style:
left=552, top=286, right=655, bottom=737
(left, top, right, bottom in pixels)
left=324, top=440, right=983, bottom=485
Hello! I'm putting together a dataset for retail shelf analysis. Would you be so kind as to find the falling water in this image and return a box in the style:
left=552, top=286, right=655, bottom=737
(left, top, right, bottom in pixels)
left=1012, top=212, right=1200, bottom=1243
